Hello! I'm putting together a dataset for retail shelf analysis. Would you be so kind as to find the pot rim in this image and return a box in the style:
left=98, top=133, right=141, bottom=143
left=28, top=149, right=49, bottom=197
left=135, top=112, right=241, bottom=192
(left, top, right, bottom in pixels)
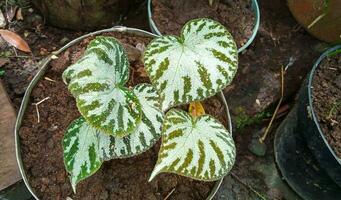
left=147, top=0, right=260, bottom=53
left=308, top=45, right=341, bottom=165
left=14, top=26, right=233, bottom=200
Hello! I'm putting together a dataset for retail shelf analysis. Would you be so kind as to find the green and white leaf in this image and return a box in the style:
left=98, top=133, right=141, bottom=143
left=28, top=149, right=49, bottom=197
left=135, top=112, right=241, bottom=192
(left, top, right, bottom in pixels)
left=63, top=117, right=103, bottom=192
left=62, top=36, right=142, bottom=137
left=98, top=84, right=164, bottom=159
left=149, top=109, right=236, bottom=181
left=144, top=18, right=238, bottom=111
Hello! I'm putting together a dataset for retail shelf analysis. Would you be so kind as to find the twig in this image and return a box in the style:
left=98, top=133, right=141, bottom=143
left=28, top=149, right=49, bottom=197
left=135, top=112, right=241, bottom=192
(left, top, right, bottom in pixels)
left=164, top=188, right=176, bottom=200
left=32, top=97, right=50, bottom=123
left=44, top=77, right=56, bottom=82
left=33, top=97, right=50, bottom=105
left=259, top=66, right=284, bottom=143
left=328, top=67, right=337, bottom=71
left=12, top=47, right=18, bottom=56
left=231, top=172, right=267, bottom=200
left=35, top=104, right=40, bottom=123
left=308, top=13, right=326, bottom=29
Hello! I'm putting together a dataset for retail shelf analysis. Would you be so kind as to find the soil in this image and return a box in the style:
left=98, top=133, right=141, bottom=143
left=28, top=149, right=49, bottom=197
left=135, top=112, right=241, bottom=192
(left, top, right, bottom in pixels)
left=312, top=54, right=341, bottom=158
left=19, top=32, right=229, bottom=200
left=151, top=0, right=255, bottom=48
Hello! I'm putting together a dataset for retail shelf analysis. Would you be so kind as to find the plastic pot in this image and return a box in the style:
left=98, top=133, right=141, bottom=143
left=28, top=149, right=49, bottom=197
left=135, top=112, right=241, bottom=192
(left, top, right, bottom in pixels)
left=14, top=26, right=234, bottom=200
left=274, top=45, right=341, bottom=200
left=287, top=0, right=341, bottom=44
left=31, top=0, right=133, bottom=31
left=147, top=0, right=260, bottom=53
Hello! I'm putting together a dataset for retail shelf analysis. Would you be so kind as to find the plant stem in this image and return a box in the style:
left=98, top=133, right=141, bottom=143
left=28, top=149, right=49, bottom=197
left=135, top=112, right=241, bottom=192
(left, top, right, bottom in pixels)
left=259, top=66, right=284, bottom=143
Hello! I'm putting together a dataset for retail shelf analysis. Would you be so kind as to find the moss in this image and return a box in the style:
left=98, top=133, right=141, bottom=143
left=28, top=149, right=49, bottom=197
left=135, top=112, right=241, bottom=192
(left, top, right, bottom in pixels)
left=327, top=100, right=341, bottom=119
left=234, top=106, right=272, bottom=130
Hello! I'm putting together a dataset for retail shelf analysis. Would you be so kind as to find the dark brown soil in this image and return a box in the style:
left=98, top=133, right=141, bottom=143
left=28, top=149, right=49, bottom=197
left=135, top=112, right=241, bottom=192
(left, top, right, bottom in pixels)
left=151, top=0, right=255, bottom=48
left=19, top=32, right=229, bottom=200
left=312, top=54, right=341, bottom=158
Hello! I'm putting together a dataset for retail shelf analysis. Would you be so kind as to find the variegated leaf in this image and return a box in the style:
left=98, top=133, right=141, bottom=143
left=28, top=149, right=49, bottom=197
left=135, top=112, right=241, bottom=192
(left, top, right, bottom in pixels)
left=98, top=84, right=164, bottom=159
left=144, top=18, right=238, bottom=111
left=149, top=109, right=236, bottom=181
left=63, top=117, right=102, bottom=192
left=62, top=36, right=142, bottom=137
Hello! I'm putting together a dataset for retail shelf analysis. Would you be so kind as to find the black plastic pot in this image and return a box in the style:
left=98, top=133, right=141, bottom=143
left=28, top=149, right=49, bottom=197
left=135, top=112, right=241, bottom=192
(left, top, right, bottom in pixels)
left=275, top=45, right=341, bottom=200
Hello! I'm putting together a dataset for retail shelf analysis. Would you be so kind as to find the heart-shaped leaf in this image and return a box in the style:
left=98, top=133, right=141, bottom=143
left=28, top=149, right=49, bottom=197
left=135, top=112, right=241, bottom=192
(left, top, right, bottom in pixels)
left=63, top=117, right=102, bottom=192
left=144, top=18, right=238, bottom=111
left=63, top=84, right=164, bottom=190
left=98, top=83, right=164, bottom=159
left=149, top=109, right=236, bottom=181
left=62, top=36, right=142, bottom=137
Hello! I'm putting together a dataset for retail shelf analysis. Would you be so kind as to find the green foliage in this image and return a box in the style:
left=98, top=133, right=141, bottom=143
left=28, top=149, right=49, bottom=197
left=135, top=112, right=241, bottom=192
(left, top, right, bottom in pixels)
left=327, top=100, right=341, bottom=119
left=144, top=18, right=238, bottom=181
left=235, top=107, right=272, bottom=130
left=62, top=18, right=239, bottom=191
left=328, top=49, right=341, bottom=57
left=150, top=109, right=236, bottom=181
left=143, top=18, right=238, bottom=111
left=62, top=37, right=163, bottom=191
left=63, top=36, right=141, bottom=137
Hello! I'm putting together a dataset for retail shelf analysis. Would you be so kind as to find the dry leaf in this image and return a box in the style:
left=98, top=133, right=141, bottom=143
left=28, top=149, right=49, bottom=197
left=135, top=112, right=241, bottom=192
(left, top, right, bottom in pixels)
left=6, top=6, right=18, bottom=22
left=136, top=66, right=148, bottom=77
left=0, top=30, right=31, bottom=52
left=0, top=10, right=6, bottom=28
left=16, top=8, right=23, bottom=21
left=123, top=43, right=141, bottom=62
left=189, top=102, right=206, bottom=117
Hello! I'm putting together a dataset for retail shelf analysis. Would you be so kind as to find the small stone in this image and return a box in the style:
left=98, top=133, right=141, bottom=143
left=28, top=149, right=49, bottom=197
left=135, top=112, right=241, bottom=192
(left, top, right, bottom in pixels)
left=248, top=128, right=267, bottom=156
left=255, top=98, right=261, bottom=107
left=248, top=139, right=267, bottom=157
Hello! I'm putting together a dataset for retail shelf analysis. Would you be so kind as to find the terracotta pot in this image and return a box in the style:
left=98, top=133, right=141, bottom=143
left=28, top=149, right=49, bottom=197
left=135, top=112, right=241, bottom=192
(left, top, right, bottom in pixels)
left=32, top=0, right=133, bottom=31
left=287, top=0, right=341, bottom=43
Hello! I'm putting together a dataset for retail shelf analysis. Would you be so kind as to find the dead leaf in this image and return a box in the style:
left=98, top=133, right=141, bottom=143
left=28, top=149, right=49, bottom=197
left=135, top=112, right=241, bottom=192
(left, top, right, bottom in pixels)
left=136, top=66, right=148, bottom=78
left=6, top=6, right=18, bottom=22
left=0, top=10, right=6, bottom=28
left=0, top=30, right=31, bottom=52
left=123, top=43, right=141, bottom=62
left=16, top=8, right=23, bottom=21
left=189, top=102, right=206, bottom=117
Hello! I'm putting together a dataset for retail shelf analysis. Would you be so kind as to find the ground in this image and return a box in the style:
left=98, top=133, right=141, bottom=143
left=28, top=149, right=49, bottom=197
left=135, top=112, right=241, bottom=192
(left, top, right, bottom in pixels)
left=0, top=0, right=328, bottom=199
